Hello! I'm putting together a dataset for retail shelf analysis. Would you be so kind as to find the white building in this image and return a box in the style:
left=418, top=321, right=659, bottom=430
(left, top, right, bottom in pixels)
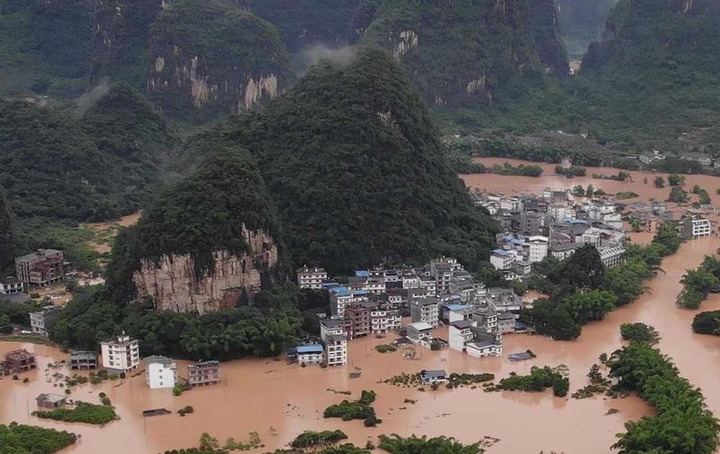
left=410, top=297, right=440, bottom=328
left=324, top=335, right=347, bottom=366
left=101, top=334, right=140, bottom=373
left=320, top=318, right=345, bottom=341
left=528, top=236, right=549, bottom=264
left=0, top=277, right=24, bottom=295
left=402, top=275, right=421, bottom=289
left=599, top=246, right=626, bottom=268
left=370, top=307, right=401, bottom=334
left=465, top=333, right=503, bottom=358
left=29, top=305, right=60, bottom=337
left=296, top=344, right=324, bottom=366
left=297, top=267, right=327, bottom=289
left=683, top=216, right=712, bottom=239
left=449, top=320, right=474, bottom=352
left=406, top=322, right=433, bottom=345
left=490, top=249, right=518, bottom=273
left=144, top=356, right=177, bottom=389
left=550, top=243, right=582, bottom=261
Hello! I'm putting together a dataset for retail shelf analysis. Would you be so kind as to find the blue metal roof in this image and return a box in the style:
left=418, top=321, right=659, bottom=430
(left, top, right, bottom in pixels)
left=491, top=249, right=511, bottom=256
left=445, top=304, right=472, bottom=312
left=355, top=270, right=370, bottom=278
left=296, top=344, right=324, bottom=354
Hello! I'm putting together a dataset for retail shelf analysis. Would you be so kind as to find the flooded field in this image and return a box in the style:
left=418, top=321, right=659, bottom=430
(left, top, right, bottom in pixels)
left=3, top=163, right=720, bottom=453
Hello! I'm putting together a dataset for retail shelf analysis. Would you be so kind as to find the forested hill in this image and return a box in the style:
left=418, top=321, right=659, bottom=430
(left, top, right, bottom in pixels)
left=147, top=0, right=294, bottom=121
left=106, top=142, right=285, bottom=303
left=0, top=85, right=173, bottom=222
left=358, top=0, right=567, bottom=109
left=0, top=186, right=14, bottom=270
left=574, top=0, right=720, bottom=150
left=239, top=48, right=499, bottom=274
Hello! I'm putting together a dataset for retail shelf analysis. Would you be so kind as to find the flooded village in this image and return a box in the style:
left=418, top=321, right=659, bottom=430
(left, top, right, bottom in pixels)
left=3, top=159, right=720, bottom=453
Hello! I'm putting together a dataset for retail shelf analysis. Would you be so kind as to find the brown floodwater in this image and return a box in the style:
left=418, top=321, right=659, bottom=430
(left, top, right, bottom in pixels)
left=3, top=164, right=720, bottom=453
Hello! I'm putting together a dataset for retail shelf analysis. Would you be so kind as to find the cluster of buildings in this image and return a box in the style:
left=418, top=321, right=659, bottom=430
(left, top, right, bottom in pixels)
left=1, top=249, right=67, bottom=296
left=97, top=334, right=221, bottom=389
left=297, top=258, right=529, bottom=364
left=0, top=348, right=37, bottom=376
left=476, top=190, right=629, bottom=279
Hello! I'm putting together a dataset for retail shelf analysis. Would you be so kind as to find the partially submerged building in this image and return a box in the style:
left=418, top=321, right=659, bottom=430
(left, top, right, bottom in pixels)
left=188, top=360, right=221, bottom=386
left=69, top=351, right=98, bottom=370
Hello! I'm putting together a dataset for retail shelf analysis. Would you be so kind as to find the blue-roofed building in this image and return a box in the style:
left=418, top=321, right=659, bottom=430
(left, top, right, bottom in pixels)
left=296, top=343, right=324, bottom=366
left=355, top=270, right=370, bottom=278
left=442, top=303, right=475, bottom=323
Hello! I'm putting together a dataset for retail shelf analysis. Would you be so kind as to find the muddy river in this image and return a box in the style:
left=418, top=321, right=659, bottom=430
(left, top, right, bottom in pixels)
left=2, top=162, right=720, bottom=453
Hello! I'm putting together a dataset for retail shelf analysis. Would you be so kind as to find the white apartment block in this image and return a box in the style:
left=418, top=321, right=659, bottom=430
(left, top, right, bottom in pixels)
left=528, top=236, right=549, bottom=263
left=297, top=267, right=327, bottom=289
left=449, top=320, right=474, bottom=352
left=410, top=297, right=440, bottom=328
left=0, top=277, right=24, bottom=295
left=490, top=249, right=517, bottom=272
left=370, top=308, right=401, bottom=333
left=324, top=335, right=347, bottom=366
left=320, top=318, right=345, bottom=341
left=683, top=217, right=712, bottom=239
left=144, top=356, right=178, bottom=389
left=599, top=246, right=626, bottom=268
left=101, top=334, right=140, bottom=373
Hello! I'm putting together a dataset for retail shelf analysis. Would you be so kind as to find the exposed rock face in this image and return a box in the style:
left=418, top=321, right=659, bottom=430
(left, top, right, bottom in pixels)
left=147, top=0, right=292, bottom=121
left=133, top=230, right=279, bottom=314
left=359, top=0, right=556, bottom=108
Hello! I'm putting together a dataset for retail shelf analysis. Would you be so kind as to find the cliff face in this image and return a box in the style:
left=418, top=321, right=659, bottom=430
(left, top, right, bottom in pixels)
left=359, top=0, right=557, bottom=108
left=93, top=0, right=164, bottom=87
left=529, top=0, right=569, bottom=77
left=147, top=0, right=292, bottom=121
left=556, top=0, right=618, bottom=59
left=0, top=186, right=14, bottom=270
left=133, top=229, right=279, bottom=314
left=106, top=141, right=286, bottom=308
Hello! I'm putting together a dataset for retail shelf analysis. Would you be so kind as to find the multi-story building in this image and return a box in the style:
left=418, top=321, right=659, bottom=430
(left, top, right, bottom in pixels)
left=369, top=305, right=401, bottom=334
left=599, top=246, right=626, bottom=268
left=550, top=242, right=582, bottom=261
left=5, top=349, right=36, bottom=372
left=188, top=360, right=221, bottom=386
left=320, top=318, right=345, bottom=341
left=297, top=267, right=327, bottom=289
left=682, top=216, right=712, bottom=239
left=345, top=302, right=371, bottom=338
left=29, top=305, right=61, bottom=337
left=144, top=356, right=178, bottom=389
left=406, top=322, right=433, bottom=345
left=410, top=297, right=440, bottom=328
left=448, top=320, right=474, bottom=352
left=15, top=249, right=65, bottom=288
left=329, top=286, right=367, bottom=317
left=528, top=236, right=549, bottom=263
left=473, top=305, right=498, bottom=333
left=101, top=334, right=140, bottom=373
left=0, top=277, right=24, bottom=295
left=69, top=351, right=98, bottom=370
left=418, top=276, right=437, bottom=295
left=296, top=344, right=324, bottom=366
left=497, top=312, right=517, bottom=334
left=490, top=249, right=517, bottom=274
left=465, top=332, right=503, bottom=358
left=324, top=335, right=347, bottom=366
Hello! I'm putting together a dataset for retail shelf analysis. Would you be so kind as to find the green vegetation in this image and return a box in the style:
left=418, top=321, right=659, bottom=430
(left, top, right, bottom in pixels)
left=197, top=431, right=262, bottom=452
left=677, top=256, right=720, bottom=309
left=147, top=0, right=292, bottom=121
left=0, top=100, right=147, bottom=221
left=51, top=285, right=303, bottom=361
left=323, top=390, right=380, bottom=427
left=489, top=162, right=543, bottom=177
left=243, top=48, right=498, bottom=274
left=571, top=364, right=611, bottom=399
left=378, top=434, right=484, bottom=454
left=291, top=430, right=348, bottom=449
left=173, top=384, right=185, bottom=397
left=692, top=310, right=720, bottom=336
left=668, top=187, right=689, bottom=203
left=488, top=365, right=569, bottom=397
left=608, top=341, right=719, bottom=453
left=522, top=227, right=681, bottom=339
left=374, top=344, right=397, bottom=354
left=32, top=401, right=117, bottom=425
left=0, top=0, right=93, bottom=98
left=654, top=176, right=665, bottom=188
left=615, top=191, right=638, bottom=200
left=693, top=185, right=712, bottom=205
left=105, top=144, right=284, bottom=301
left=668, top=174, right=686, bottom=187
left=359, top=0, right=559, bottom=111
left=0, top=422, right=77, bottom=454
left=0, top=186, right=14, bottom=271
left=556, top=165, right=587, bottom=178
left=620, top=323, right=660, bottom=345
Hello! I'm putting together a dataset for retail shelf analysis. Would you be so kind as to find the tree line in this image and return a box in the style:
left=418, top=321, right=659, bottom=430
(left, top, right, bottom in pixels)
left=521, top=224, right=681, bottom=340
